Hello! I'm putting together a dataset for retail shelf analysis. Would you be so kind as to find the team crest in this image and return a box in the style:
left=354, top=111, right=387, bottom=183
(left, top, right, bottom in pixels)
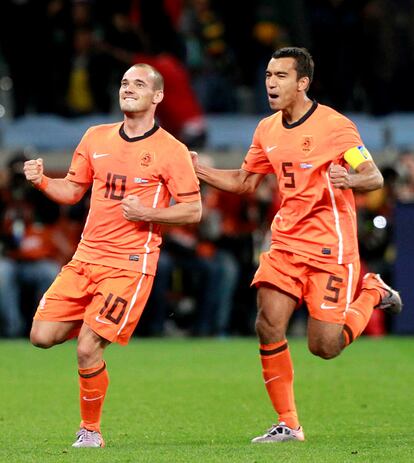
left=139, top=151, right=154, bottom=167
left=301, top=136, right=314, bottom=152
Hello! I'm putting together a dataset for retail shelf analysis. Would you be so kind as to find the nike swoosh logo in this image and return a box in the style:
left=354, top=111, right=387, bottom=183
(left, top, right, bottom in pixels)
left=320, top=303, right=337, bottom=309
left=264, top=375, right=280, bottom=384
left=82, top=395, right=104, bottom=401
left=266, top=145, right=277, bottom=153
left=93, top=152, right=111, bottom=159
left=95, top=315, right=112, bottom=325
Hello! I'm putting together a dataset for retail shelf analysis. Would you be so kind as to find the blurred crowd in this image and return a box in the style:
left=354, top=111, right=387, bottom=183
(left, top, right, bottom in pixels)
left=1, top=0, right=414, bottom=130
left=1, top=0, right=414, bottom=338
left=1, top=149, right=414, bottom=339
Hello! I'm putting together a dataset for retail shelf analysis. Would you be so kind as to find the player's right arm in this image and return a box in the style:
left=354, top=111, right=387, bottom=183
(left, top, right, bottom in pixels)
left=24, top=158, right=90, bottom=205
left=191, top=152, right=265, bottom=194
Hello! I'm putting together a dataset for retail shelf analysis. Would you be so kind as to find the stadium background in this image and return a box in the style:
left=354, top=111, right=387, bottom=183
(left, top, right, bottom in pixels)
left=1, top=0, right=414, bottom=338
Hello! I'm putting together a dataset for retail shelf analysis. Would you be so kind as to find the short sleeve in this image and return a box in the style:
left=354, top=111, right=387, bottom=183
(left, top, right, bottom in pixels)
left=65, top=129, right=94, bottom=184
left=241, top=124, right=273, bottom=174
left=333, top=116, right=364, bottom=157
left=161, top=144, right=200, bottom=203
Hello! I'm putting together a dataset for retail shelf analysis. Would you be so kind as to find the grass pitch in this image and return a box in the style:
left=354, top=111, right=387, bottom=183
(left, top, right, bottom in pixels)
left=1, top=337, right=413, bottom=463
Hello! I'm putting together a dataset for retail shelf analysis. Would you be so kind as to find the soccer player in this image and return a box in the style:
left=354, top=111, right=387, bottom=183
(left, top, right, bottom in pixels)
left=192, top=47, right=402, bottom=443
left=23, top=63, right=202, bottom=448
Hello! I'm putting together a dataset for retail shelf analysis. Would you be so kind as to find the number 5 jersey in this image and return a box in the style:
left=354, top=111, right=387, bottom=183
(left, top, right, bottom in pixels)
left=242, top=101, right=371, bottom=265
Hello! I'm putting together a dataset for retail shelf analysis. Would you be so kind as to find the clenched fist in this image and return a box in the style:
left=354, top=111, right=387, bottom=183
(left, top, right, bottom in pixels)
left=24, top=158, right=44, bottom=185
left=329, top=164, right=352, bottom=190
left=121, top=195, right=149, bottom=222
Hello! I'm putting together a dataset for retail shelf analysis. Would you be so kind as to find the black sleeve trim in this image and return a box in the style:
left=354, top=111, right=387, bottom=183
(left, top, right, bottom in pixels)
left=176, top=190, right=200, bottom=197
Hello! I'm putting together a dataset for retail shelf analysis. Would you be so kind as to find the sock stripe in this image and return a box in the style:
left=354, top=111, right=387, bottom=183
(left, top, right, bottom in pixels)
left=260, top=342, right=288, bottom=356
left=79, top=362, right=106, bottom=379
left=343, top=324, right=354, bottom=345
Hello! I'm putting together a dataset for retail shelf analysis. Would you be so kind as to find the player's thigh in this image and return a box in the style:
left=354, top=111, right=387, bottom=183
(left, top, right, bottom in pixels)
left=253, top=250, right=305, bottom=342
left=85, top=267, right=154, bottom=345
left=305, top=260, right=360, bottom=325
left=31, top=260, right=93, bottom=347
left=252, top=250, right=304, bottom=302
left=30, top=319, right=82, bottom=348
left=305, top=260, right=360, bottom=358
left=34, top=259, right=93, bottom=323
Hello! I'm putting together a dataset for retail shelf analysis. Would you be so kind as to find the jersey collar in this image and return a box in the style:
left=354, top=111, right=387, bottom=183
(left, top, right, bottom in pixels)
left=119, top=122, right=160, bottom=142
left=282, top=100, right=318, bottom=129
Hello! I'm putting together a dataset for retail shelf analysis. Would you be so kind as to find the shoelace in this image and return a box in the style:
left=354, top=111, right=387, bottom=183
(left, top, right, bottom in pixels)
left=77, top=429, right=97, bottom=443
left=268, top=424, right=291, bottom=436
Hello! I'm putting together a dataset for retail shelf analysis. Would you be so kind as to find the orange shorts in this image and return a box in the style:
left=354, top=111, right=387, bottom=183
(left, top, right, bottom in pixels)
left=34, top=259, right=154, bottom=345
left=252, top=249, right=360, bottom=324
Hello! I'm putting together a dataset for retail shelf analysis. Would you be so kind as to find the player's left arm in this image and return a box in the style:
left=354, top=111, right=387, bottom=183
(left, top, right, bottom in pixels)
left=329, top=146, right=384, bottom=192
left=121, top=196, right=202, bottom=225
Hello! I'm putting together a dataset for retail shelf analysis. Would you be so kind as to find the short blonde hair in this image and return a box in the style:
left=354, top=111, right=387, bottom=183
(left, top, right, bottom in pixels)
left=131, top=63, right=164, bottom=90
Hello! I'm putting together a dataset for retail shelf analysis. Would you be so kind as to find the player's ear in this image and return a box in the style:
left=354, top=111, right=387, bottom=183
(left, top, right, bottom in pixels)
left=153, top=90, right=164, bottom=104
left=297, top=76, right=310, bottom=92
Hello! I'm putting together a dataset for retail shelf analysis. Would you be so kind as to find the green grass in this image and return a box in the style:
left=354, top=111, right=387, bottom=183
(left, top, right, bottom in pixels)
left=1, top=337, right=413, bottom=462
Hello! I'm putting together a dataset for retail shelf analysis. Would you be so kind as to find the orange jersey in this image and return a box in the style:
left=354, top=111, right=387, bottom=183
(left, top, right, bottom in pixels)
left=66, top=122, right=200, bottom=274
left=242, top=102, right=363, bottom=264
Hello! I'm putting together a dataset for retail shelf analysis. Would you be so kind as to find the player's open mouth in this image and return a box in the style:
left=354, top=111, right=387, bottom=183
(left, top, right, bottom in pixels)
left=268, top=93, right=278, bottom=100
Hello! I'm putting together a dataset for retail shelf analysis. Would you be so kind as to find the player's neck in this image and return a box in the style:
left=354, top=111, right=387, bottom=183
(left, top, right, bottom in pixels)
left=123, top=114, right=156, bottom=138
left=282, top=97, right=313, bottom=125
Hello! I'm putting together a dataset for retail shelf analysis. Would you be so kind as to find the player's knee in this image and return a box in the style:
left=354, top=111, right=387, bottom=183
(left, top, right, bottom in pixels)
left=255, top=316, right=267, bottom=337
left=30, top=328, right=56, bottom=349
left=77, top=342, right=96, bottom=365
left=255, top=309, right=285, bottom=342
left=308, top=341, right=341, bottom=360
left=255, top=313, right=280, bottom=341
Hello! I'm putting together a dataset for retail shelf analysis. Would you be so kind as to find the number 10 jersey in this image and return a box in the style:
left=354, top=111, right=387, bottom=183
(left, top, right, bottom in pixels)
left=66, top=122, right=200, bottom=274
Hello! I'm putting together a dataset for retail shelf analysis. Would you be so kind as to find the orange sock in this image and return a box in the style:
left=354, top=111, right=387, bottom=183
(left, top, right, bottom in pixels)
left=260, top=340, right=299, bottom=429
left=343, top=289, right=378, bottom=346
left=78, top=361, right=109, bottom=432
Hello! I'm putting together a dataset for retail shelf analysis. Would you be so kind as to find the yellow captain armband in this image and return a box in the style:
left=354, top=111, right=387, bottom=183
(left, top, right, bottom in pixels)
left=344, top=145, right=373, bottom=170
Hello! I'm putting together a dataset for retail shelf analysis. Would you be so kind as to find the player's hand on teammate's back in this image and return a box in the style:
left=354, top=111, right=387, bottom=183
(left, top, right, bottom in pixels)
left=189, top=151, right=198, bottom=168
left=23, top=158, right=44, bottom=185
left=122, top=195, right=148, bottom=222
left=329, top=164, right=352, bottom=189
left=190, top=151, right=214, bottom=169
